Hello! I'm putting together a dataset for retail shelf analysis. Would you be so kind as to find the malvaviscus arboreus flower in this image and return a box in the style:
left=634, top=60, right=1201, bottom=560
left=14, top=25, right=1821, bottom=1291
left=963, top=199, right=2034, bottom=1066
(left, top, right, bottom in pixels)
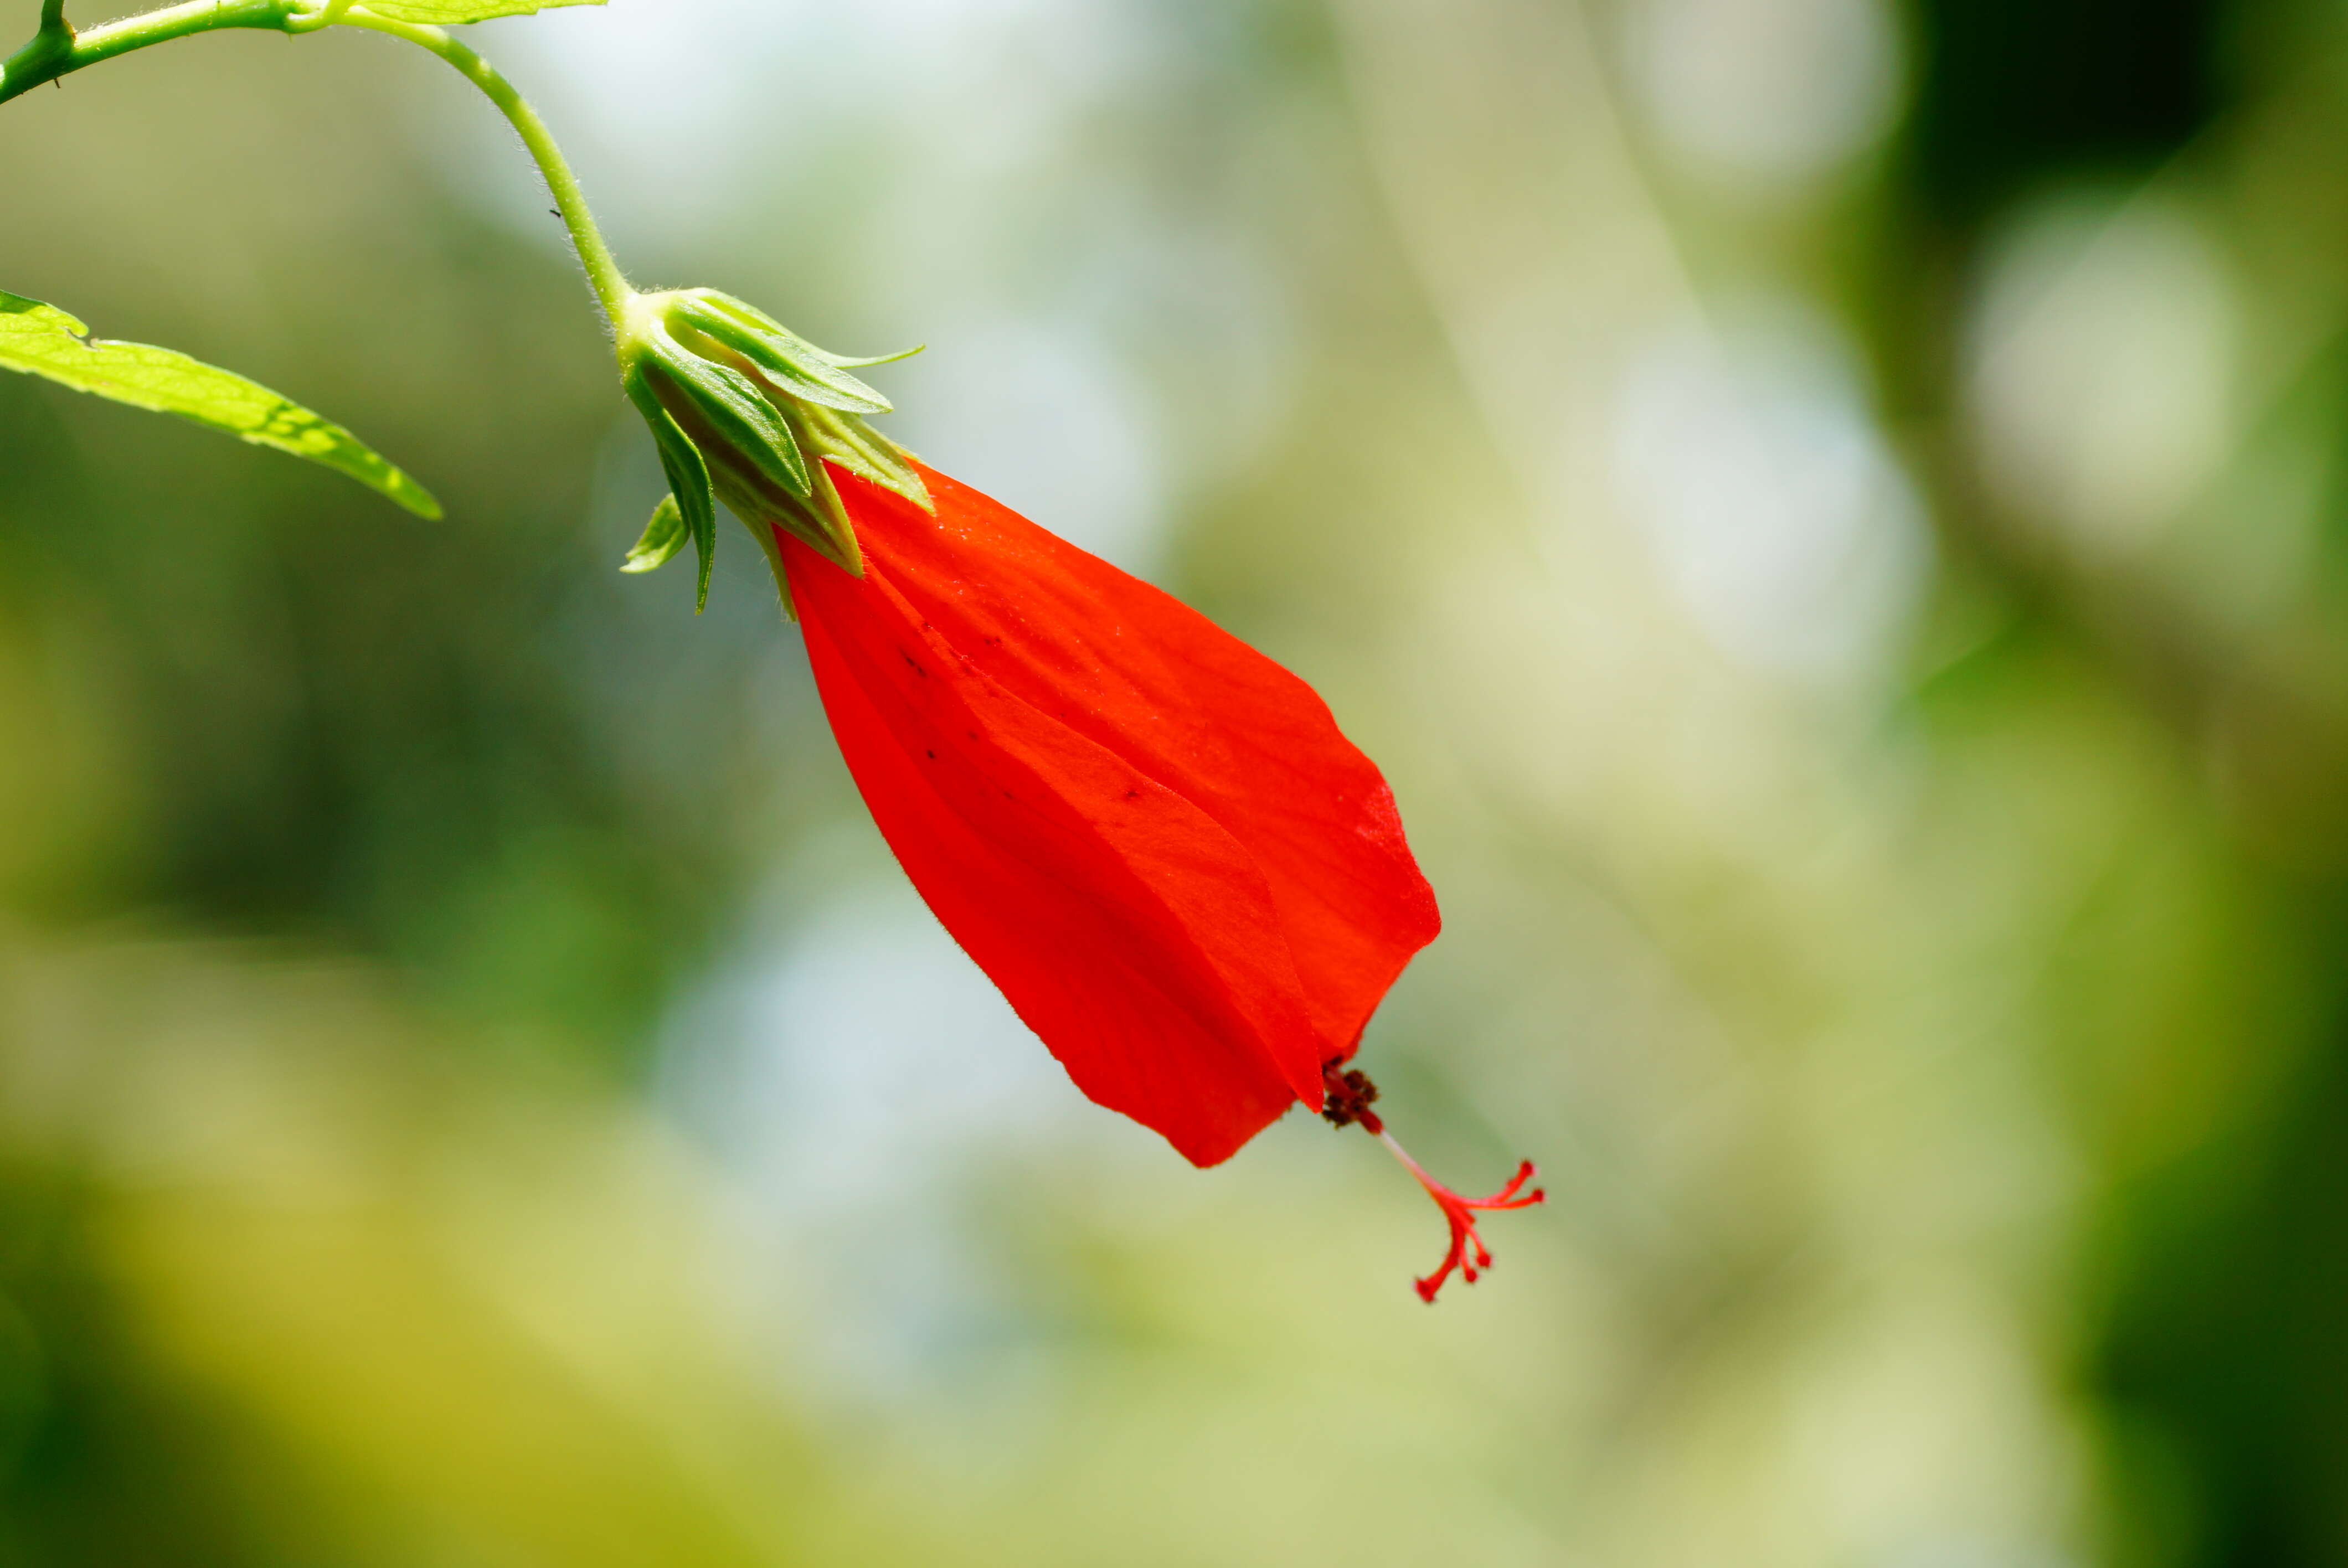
left=614, top=286, right=1541, bottom=1299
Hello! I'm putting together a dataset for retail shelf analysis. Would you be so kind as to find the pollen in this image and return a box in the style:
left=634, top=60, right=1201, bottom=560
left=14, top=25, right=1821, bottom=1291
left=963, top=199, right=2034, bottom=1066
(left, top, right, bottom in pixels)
left=1320, top=1061, right=1383, bottom=1132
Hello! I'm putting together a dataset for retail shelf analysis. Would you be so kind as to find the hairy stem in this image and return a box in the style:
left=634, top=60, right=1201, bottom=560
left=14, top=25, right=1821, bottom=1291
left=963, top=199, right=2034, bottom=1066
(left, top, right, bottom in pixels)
left=0, top=1, right=631, bottom=334
left=0, top=0, right=297, bottom=106
left=333, top=13, right=631, bottom=330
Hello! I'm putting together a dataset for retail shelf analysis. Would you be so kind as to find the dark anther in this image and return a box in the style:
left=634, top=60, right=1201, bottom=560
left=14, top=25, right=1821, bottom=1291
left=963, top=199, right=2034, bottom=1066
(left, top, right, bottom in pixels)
left=1320, top=1060, right=1383, bottom=1133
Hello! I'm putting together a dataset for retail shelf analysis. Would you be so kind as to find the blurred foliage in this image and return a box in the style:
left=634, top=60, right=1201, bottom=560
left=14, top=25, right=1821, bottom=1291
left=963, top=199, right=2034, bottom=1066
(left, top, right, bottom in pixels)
left=4, top=0, right=2348, bottom=1564
left=1909, top=0, right=2223, bottom=220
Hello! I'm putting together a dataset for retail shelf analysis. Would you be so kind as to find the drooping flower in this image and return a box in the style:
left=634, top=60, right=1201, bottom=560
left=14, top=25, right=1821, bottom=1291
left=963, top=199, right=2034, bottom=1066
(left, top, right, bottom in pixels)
left=612, top=286, right=1541, bottom=1296
left=780, top=459, right=1439, bottom=1165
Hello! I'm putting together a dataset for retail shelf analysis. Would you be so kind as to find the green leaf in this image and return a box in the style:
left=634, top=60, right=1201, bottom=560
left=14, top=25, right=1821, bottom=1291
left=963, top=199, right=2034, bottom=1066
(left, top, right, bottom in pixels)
left=0, top=290, right=440, bottom=519
left=352, top=0, right=603, bottom=23
left=621, top=494, right=687, bottom=574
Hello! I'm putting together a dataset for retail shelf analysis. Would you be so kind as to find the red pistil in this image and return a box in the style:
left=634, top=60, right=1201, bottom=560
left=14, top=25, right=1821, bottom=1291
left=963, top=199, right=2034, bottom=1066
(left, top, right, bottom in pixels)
left=1379, top=1135, right=1543, bottom=1302
left=1322, top=1061, right=1544, bottom=1303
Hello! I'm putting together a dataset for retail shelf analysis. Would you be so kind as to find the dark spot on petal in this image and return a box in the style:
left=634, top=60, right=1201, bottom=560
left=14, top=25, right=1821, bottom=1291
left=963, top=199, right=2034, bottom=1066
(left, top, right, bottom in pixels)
left=1124, top=788, right=1142, bottom=801
left=925, top=750, right=937, bottom=760
left=899, top=649, right=928, bottom=678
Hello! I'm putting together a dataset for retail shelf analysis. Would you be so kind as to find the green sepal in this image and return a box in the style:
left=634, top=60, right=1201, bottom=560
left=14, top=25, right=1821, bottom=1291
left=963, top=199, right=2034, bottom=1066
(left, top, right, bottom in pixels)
left=758, top=409, right=866, bottom=577
left=0, top=289, right=439, bottom=518
left=623, top=369, right=716, bottom=612
left=798, top=399, right=931, bottom=514
left=621, top=494, right=687, bottom=574
left=673, top=293, right=894, bottom=415
left=750, top=399, right=932, bottom=568
left=822, top=344, right=926, bottom=370
left=642, top=330, right=811, bottom=499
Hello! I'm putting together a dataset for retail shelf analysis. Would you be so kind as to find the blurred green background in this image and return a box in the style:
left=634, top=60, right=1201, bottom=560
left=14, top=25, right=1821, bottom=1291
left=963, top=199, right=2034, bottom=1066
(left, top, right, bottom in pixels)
left=3, top=0, right=2345, bottom=1562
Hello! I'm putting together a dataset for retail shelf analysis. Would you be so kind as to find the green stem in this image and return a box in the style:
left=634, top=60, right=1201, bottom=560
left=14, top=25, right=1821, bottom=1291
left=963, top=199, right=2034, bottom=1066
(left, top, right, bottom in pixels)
left=0, top=3, right=631, bottom=336
left=0, top=0, right=298, bottom=106
left=334, top=13, right=630, bottom=331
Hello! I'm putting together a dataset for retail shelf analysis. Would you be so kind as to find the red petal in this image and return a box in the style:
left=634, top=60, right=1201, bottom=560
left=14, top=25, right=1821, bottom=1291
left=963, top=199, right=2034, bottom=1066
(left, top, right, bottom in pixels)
left=781, top=462, right=1440, bottom=1165
left=841, top=466, right=1439, bottom=1041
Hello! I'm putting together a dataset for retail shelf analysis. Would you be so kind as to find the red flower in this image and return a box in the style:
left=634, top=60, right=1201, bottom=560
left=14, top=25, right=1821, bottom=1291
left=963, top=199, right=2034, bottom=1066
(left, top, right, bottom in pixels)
left=778, top=461, right=1440, bottom=1167
left=610, top=285, right=1541, bottom=1296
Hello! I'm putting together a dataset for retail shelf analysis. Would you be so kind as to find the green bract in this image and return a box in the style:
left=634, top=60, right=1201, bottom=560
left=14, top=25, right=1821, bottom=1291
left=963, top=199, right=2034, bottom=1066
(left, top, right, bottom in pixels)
left=622, top=494, right=688, bottom=575
left=615, top=288, right=929, bottom=616
left=0, top=288, right=439, bottom=518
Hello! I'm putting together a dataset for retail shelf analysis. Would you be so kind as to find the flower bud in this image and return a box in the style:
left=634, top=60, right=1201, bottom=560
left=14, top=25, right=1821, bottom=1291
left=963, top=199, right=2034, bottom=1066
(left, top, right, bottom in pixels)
left=614, top=288, right=929, bottom=613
